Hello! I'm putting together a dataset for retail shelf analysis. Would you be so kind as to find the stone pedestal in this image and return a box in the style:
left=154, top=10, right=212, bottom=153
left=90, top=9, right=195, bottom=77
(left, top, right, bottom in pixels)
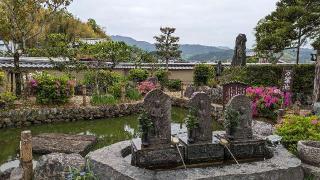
left=225, top=138, right=273, bottom=161
left=131, top=138, right=184, bottom=169
left=180, top=137, right=224, bottom=164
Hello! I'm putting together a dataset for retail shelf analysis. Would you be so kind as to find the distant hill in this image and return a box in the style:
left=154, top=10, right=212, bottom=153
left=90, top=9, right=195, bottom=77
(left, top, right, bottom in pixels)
left=111, top=35, right=233, bottom=61
left=111, top=35, right=155, bottom=52
left=111, top=35, right=314, bottom=63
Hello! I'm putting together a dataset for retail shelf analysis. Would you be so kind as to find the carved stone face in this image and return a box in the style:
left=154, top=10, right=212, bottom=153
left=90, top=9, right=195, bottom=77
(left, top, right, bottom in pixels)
left=239, top=106, right=246, bottom=114
left=155, top=100, right=160, bottom=108
left=199, top=100, right=206, bottom=109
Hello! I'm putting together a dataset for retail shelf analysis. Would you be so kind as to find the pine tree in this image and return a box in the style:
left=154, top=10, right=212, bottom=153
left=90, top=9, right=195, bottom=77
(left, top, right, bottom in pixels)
left=255, top=0, right=320, bottom=64
left=154, top=27, right=181, bottom=70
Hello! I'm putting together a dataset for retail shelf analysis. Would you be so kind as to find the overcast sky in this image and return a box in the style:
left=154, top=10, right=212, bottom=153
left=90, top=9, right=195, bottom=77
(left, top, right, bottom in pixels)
left=68, top=0, right=278, bottom=48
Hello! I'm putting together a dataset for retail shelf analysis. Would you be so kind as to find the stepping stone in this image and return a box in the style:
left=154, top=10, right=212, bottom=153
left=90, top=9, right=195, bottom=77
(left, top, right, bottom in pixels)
left=32, top=133, right=97, bottom=156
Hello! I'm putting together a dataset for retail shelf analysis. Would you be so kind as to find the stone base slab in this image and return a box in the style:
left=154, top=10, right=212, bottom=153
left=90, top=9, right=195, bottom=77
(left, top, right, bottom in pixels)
left=87, top=140, right=304, bottom=180
left=180, top=139, right=224, bottom=164
left=131, top=138, right=184, bottom=169
left=225, top=139, right=273, bottom=160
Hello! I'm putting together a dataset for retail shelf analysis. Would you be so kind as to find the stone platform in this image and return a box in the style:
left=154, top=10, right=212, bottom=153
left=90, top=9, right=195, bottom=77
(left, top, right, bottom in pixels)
left=131, top=138, right=184, bottom=169
left=32, top=133, right=97, bottom=156
left=179, top=136, right=224, bottom=164
left=87, top=140, right=304, bottom=180
left=225, top=139, right=273, bottom=160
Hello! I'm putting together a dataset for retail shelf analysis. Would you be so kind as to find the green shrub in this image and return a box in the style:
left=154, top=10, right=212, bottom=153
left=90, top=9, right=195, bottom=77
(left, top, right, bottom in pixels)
left=220, top=65, right=315, bottom=103
left=0, top=71, right=5, bottom=86
left=91, top=94, right=117, bottom=105
left=167, top=79, right=182, bottom=91
left=126, top=87, right=142, bottom=101
left=108, top=83, right=122, bottom=99
left=67, top=159, right=98, bottom=180
left=84, top=70, right=123, bottom=88
left=193, top=64, right=215, bottom=86
left=32, top=72, right=71, bottom=105
left=0, top=92, right=16, bottom=109
left=207, top=78, right=218, bottom=88
left=219, top=66, right=248, bottom=84
left=154, top=69, right=169, bottom=87
left=292, top=65, right=315, bottom=102
left=276, top=115, right=320, bottom=153
left=128, top=69, right=149, bottom=82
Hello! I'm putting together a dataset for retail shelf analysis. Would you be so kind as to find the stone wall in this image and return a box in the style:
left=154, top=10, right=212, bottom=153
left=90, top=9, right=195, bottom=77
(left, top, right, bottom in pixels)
left=0, top=102, right=143, bottom=129
left=0, top=97, right=224, bottom=129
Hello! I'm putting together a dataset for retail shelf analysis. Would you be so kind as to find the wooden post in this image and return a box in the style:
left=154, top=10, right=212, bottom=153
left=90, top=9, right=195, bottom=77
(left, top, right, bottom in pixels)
left=82, top=85, right=87, bottom=106
left=20, top=130, right=33, bottom=180
left=277, top=109, right=285, bottom=123
left=180, top=83, right=184, bottom=98
left=293, top=101, right=301, bottom=115
left=121, top=85, right=126, bottom=102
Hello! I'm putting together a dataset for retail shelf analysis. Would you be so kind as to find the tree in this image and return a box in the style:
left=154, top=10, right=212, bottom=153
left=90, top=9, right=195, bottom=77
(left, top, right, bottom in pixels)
left=130, top=46, right=156, bottom=68
left=28, top=33, right=88, bottom=74
left=80, top=41, right=131, bottom=95
left=87, top=41, right=131, bottom=69
left=0, top=0, right=71, bottom=97
left=87, top=18, right=107, bottom=38
left=154, top=27, right=181, bottom=70
left=27, top=11, right=109, bottom=47
left=255, top=0, right=320, bottom=64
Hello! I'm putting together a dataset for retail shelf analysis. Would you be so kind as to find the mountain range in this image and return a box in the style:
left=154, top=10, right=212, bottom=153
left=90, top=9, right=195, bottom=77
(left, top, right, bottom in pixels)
left=111, top=35, right=315, bottom=63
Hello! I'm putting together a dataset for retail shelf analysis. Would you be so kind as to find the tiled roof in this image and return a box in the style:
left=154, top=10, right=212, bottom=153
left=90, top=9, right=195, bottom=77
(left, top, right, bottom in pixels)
left=0, top=57, right=299, bottom=70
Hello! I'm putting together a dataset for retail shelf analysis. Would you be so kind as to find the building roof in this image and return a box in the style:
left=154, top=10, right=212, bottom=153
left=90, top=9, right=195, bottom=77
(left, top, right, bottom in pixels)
left=0, top=57, right=301, bottom=70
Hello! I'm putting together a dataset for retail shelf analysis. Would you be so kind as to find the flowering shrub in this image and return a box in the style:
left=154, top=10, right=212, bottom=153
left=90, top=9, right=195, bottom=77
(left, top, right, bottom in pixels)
left=246, top=86, right=291, bottom=120
left=137, top=81, right=156, bottom=95
left=29, top=72, right=75, bottom=105
left=276, top=115, right=320, bottom=153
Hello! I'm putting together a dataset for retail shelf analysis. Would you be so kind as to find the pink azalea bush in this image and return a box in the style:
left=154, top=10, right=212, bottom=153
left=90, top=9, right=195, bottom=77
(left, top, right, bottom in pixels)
left=137, top=81, right=156, bottom=95
left=27, top=72, right=75, bottom=104
left=246, top=86, right=291, bottom=120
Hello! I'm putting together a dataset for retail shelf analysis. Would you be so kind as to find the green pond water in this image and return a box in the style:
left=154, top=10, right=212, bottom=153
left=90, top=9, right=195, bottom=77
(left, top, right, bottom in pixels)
left=0, top=107, right=222, bottom=170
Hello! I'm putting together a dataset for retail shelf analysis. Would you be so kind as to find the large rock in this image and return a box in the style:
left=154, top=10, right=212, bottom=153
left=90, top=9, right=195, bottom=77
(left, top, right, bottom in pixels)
left=32, top=133, right=97, bottom=156
left=34, top=153, right=85, bottom=180
left=313, top=102, right=320, bottom=115
left=252, top=120, right=274, bottom=137
left=0, top=167, right=15, bottom=180
left=302, top=163, right=320, bottom=180
left=298, top=141, right=320, bottom=166
left=9, top=167, right=23, bottom=180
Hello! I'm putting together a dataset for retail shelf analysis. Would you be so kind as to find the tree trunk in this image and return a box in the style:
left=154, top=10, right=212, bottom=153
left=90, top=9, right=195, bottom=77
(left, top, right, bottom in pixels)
left=95, top=70, right=99, bottom=95
left=313, top=50, right=320, bottom=104
left=166, top=58, right=169, bottom=71
left=14, top=52, right=22, bottom=97
left=296, top=46, right=300, bottom=65
left=296, top=29, right=302, bottom=65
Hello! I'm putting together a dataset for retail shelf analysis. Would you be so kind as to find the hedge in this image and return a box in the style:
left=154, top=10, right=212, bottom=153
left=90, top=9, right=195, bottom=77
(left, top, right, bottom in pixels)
left=193, top=64, right=215, bottom=86
left=220, top=64, right=315, bottom=103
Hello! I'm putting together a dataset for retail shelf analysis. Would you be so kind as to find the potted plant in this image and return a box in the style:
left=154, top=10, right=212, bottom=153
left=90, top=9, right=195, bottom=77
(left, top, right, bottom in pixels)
left=138, top=110, right=154, bottom=147
left=185, top=108, right=200, bottom=144
left=224, top=107, right=241, bottom=139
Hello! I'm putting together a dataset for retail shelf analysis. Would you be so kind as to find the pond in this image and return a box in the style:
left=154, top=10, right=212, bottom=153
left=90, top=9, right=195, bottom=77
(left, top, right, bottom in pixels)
left=0, top=107, right=222, bottom=170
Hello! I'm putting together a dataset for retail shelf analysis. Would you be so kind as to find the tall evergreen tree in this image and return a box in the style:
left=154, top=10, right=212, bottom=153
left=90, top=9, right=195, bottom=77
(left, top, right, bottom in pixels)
left=154, top=27, right=181, bottom=70
left=255, top=0, right=320, bottom=64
